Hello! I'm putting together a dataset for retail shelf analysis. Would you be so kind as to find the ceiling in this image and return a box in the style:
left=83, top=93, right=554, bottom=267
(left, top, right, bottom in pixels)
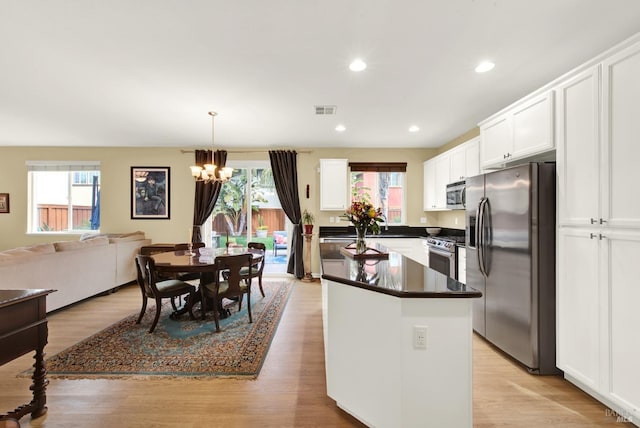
left=2, top=1, right=640, bottom=149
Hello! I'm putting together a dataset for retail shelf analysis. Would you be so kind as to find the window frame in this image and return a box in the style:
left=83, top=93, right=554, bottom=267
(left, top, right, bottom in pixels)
left=348, top=162, right=407, bottom=226
left=26, top=161, right=101, bottom=234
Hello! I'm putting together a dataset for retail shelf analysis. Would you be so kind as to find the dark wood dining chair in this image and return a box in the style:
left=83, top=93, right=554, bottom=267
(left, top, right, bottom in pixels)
left=135, top=254, right=197, bottom=333
left=200, top=253, right=253, bottom=332
left=244, top=242, right=266, bottom=297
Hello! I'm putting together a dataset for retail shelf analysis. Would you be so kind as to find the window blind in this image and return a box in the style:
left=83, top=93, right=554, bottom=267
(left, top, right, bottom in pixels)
left=26, top=161, right=101, bottom=171
left=348, top=162, right=407, bottom=172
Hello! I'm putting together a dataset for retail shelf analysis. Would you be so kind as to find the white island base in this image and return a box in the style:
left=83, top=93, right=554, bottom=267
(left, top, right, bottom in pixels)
left=324, top=280, right=474, bottom=428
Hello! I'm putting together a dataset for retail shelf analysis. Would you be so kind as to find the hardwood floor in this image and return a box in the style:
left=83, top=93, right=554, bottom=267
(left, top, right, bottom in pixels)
left=0, top=279, right=629, bottom=427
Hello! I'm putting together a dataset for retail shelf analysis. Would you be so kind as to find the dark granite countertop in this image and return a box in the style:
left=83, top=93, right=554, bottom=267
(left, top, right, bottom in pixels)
left=318, top=226, right=465, bottom=239
left=320, top=242, right=481, bottom=299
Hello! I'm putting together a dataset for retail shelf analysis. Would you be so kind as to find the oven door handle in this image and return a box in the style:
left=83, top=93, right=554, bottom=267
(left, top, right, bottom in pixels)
left=427, top=246, right=455, bottom=258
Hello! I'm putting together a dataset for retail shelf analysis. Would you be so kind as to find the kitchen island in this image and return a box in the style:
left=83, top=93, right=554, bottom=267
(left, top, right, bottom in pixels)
left=320, top=241, right=481, bottom=428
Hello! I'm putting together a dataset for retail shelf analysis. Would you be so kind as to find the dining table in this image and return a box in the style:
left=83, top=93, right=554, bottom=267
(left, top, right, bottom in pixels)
left=151, top=246, right=264, bottom=319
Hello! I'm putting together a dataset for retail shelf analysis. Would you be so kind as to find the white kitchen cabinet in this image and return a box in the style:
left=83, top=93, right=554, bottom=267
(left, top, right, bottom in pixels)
left=601, top=42, right=640, bottom=229
left=465, top=138, right=480, bottom=179
left=606, top=229, right=640, bottom=416
left=423, top=159, right=437, bottom=211
left=457, top=247, right=466, bottom=284
left=511, top=91, right=555, bottom=158
left=320, top=159, right=348, bottom=211
left=480, top=91, right=554, bottom=169
left=479, top=114, right=511, bottom=167
left=556, top=66, right=601, bottom=227
left=556, top=37, right=640, bottom=425
left=434, top=153, right=451, bottom=209
left=449, top=136, right=480, bottom=182
left=558, top=228, right=640, bottom=422
left=556, top=228, right=601, bottom=390
left=423, top=153, right=450, bottom=211
left=424, top=137, right=480, bottom=212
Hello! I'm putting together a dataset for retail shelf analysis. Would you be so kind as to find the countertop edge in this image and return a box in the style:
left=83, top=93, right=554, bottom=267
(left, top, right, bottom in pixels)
left=321, top=274, right=482, bottom=299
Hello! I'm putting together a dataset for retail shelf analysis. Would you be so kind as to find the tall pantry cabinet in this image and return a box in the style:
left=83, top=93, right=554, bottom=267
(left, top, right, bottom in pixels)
left=556, top=38, right=640, bottom=424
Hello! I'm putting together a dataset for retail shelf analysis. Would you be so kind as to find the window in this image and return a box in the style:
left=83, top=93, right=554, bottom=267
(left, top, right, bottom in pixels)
left=348, top=162, right=407, bottom=225
left=72, top=171, right=97, bottom=185
left=27, top=161, right=101, bottom=233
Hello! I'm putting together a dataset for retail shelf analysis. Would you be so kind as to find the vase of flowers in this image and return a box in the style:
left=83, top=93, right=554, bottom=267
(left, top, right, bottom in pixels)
left=342, top=200, right=385, bottom=254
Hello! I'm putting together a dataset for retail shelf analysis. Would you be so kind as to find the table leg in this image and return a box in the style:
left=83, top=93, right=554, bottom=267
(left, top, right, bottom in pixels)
left=30, top=345, right=48, bottom=418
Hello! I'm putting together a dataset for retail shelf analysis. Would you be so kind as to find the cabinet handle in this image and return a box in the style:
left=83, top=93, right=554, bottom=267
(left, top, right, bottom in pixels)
left=590, top=218, right=597, bottom=224
left=599, top=218, right=607, bottom=224
left=503, top=153, right=508, bottom=159
left=590, top=233, right=597, bottom=239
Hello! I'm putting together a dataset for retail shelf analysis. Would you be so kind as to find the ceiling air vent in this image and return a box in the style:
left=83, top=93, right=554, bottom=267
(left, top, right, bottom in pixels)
left=315, top=105, right=337, bottom=115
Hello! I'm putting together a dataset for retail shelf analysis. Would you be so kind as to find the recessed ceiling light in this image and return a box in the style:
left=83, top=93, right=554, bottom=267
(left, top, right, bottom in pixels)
left=475, top=61, right=495, bottom=73
left=408, top=125, right=420, bottom=133
left=349, top=59, right=367, bottom=72
left=335, top=124, right=346, bottom=132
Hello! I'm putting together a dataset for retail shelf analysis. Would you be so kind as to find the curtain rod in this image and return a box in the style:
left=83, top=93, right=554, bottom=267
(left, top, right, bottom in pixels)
left=180, top=149, right=313, bottom=154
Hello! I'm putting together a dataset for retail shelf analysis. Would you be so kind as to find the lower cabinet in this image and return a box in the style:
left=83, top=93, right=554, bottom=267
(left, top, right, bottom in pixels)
left=557, top=228, right=601, bottom=389
left=557, top=227, right=640, bottom=422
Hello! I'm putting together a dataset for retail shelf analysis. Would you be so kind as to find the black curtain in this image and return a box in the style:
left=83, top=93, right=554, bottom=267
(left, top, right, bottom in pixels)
left=269, top=150, right=304, bottom=278
left=191, top=149, right=227, bottom=243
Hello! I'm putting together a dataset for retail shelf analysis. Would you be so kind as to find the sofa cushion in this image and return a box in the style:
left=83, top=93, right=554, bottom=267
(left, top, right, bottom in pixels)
left=108, top=232, right=146, bottom=243
left=80, top=231, right=146, bottom=242
left=0, top=243, right=56, bottom=266
left=2, top=243, right=56, bottom=255
left=54, top=236, right=109, bottom=251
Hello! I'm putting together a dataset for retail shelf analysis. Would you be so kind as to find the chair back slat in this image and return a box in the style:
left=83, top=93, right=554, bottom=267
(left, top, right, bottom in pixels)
left=247, top=242, right=266, bottom=272
left=214, top=254, right=253, bottom=295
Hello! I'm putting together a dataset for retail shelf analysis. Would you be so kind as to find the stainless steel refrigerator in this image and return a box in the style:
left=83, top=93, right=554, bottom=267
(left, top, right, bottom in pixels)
left=465, top=162, right=559, bottom=375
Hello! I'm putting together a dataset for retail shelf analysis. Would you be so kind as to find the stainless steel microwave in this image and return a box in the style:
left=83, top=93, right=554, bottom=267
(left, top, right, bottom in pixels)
left=446, top=180, right=466, bottom=209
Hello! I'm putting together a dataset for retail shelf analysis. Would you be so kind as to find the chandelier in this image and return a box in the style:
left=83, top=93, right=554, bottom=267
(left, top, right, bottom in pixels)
left=189, top=111, right=233, bottom=183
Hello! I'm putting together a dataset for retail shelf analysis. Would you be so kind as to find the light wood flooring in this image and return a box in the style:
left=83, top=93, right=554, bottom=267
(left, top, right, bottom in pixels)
left=0, top=279, right=630, bottom=427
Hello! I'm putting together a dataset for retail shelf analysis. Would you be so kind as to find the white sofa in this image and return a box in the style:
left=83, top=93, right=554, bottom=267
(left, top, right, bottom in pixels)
left=0, top=232, right=151, bottom=312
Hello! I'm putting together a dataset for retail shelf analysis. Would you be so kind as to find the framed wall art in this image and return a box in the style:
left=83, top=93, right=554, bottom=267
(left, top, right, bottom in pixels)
left=131, top=167, right=170, bottom=219
left=0, top=193, right=9, bottom=213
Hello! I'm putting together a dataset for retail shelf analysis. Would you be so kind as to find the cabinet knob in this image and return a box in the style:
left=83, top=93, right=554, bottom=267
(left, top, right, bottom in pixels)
left=599, top=218, right=607, bottom=224
left=599, top=234, right=606, bottom=240
left=590, top=233, right=597, bottom=239
left=590, top=218, right=597, bottom=224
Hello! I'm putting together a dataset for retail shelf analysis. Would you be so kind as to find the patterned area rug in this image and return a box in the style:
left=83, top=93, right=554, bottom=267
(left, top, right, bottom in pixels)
left=35, top=280, right=293, bottom=380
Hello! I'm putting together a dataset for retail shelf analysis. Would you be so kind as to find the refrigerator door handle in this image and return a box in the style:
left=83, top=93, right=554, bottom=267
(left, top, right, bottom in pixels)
left=477, top=197, right=488, bottom=277
left=480, top=197, right=490, bottom=277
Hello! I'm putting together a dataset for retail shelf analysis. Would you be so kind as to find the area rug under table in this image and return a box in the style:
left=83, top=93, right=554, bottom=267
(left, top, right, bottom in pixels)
left=34, top=279, right=293, bottom=380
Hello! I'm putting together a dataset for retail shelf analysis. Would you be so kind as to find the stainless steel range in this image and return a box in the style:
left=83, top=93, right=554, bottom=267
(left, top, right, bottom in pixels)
left=426, top=235, right=464, bottom=279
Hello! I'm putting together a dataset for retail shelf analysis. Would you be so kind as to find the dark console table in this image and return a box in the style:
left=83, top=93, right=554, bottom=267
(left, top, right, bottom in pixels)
left=0, top=289, right=54, bottom=421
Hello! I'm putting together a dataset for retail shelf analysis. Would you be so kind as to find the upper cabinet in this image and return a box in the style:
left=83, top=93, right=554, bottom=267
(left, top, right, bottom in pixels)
left=480, top=91, right=555, bottom=169
left=601, top=41, right=640, bottom=229
left=556, top=66, right=601, bottom=227
left=557, top=40, right=640, bottom=229
left=449, top=136, right=480, bottom=181
left=423, top=137, right=480, bottom=211
left=423, top=153, right=451, bottom=211
left=319, top=159, right=348, bottom=211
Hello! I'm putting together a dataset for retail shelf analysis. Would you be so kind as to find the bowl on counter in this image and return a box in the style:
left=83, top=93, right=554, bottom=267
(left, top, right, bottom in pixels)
left=426, top=227, right=441, bottom=236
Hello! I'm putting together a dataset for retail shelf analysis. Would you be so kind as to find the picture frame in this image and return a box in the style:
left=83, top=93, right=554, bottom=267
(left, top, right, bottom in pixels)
left=131, top=167, right=170, bottom=219
left=0, top=193, right=9, bottom=214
